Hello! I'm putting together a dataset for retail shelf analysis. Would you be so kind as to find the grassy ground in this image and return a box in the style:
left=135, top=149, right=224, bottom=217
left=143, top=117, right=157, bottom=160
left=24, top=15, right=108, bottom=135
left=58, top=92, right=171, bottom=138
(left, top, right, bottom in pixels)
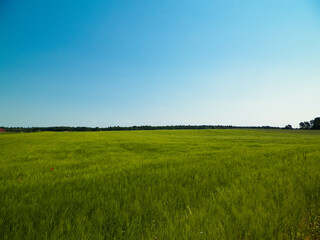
left=0, top=129, right=320, bottom=239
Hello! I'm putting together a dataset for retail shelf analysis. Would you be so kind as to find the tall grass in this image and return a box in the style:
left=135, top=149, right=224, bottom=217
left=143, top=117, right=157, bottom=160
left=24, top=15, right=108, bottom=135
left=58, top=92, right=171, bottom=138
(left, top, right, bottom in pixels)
left=0, top=129, right=319, bottom=239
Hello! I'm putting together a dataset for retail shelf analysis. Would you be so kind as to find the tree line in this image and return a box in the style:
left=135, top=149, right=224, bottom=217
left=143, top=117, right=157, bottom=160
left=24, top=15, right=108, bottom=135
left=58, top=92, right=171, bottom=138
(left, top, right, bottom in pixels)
left=299, top=117, right=320, bottom=130
left=0, top=125, right=282, bottom=133
left=1, top=118, right=319, bottom=132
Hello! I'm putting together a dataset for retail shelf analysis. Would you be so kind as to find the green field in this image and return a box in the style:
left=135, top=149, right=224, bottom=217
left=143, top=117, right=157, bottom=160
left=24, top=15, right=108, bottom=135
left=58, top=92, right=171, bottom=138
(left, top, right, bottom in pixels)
left=0, top=130, right=320, bottom=239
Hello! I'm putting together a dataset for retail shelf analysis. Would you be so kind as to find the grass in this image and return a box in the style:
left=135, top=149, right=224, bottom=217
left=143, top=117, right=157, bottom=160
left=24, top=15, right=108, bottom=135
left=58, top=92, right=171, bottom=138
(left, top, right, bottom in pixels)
left=0, top=129, right=320, bottom=239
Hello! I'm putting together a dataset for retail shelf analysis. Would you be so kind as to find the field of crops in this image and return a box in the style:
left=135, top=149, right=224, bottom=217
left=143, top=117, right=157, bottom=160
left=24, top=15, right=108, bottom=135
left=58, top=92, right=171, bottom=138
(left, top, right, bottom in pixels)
left=0, top=129, right=319, bottom=239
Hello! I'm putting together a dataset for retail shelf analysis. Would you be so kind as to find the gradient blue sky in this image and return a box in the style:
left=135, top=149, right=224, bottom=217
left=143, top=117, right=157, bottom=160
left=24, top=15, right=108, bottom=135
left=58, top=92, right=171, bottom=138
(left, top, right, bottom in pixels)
left=1, top=0, right=320, bottom=127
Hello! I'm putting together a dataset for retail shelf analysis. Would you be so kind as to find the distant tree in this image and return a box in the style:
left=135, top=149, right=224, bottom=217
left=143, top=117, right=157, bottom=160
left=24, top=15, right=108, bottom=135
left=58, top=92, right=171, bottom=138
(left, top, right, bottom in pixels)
left=299, top=118, right=320, bottom=130
left=304, top=121, right=311, bottom=129
left=312, top=117, right=320, bottom=129
left=284, top=125, right=292, bottom=129
left=310, top=120, right=314, bottom=128
left=299, top=122, right=306, bottom=129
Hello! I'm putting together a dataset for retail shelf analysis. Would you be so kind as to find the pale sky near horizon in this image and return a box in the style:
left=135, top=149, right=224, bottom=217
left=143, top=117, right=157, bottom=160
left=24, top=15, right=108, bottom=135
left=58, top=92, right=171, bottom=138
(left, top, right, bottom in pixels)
left=1, top=0, right=320, bottom=128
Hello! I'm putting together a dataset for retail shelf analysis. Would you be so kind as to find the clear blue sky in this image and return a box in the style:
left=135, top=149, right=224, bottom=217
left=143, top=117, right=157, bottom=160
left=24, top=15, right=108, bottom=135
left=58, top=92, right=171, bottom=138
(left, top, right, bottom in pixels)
left=1, top=0, right=320, bottom=127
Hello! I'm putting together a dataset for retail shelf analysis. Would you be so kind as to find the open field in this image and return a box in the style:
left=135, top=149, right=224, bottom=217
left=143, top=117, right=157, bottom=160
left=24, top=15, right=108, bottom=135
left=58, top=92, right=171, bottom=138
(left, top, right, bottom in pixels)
left=0, top=129, right=320, bottom=239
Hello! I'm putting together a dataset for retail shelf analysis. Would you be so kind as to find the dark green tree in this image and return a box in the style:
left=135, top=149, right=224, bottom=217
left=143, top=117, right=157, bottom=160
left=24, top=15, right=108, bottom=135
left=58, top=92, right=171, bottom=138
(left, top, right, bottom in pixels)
left=304, top=121, right=311, bottom=129
left=312, top=117, right=320, bottom=129
left=299, top=122, right=306, bottom=129
left=310, top=120, right=314, bottom=128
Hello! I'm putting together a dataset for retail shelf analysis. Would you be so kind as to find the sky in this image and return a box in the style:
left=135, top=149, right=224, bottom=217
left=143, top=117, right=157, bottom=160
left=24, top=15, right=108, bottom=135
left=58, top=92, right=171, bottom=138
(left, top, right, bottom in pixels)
left=1, top=0, right=320, bottom=127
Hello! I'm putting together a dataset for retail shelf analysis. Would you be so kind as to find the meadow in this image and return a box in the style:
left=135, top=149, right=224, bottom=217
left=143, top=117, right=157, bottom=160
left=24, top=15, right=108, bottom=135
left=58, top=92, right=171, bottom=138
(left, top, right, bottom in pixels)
left=0, top=129, right=319, bottom=239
